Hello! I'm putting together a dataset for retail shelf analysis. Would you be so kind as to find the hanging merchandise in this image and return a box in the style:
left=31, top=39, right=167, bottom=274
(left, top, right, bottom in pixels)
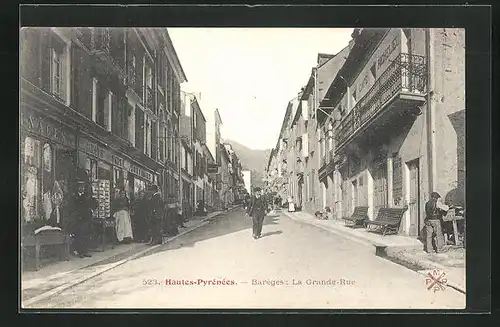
left=43, top=190, right=53, bottom=220
left=51, top=180, right=64, bottom=223
left=92, top=179, right=111, bottom=219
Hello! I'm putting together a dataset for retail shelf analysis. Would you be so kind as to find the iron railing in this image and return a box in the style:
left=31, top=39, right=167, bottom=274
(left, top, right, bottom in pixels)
left=127, top=64, right=136, bottom=89
left=145, top=85, right=154, bottom=109
left=319, top=149, right=335, bottom=177
left=336, top=53, right=427, bottom=147
left=91, top=28, right=126, bottom=74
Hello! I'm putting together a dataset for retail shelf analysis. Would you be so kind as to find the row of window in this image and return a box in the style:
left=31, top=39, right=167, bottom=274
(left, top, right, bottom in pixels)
left=21, top=28, right=183, bottom=166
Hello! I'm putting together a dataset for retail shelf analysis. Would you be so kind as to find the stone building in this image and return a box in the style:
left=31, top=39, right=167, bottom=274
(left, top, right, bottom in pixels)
left=20, top=28, right=187, bottom=231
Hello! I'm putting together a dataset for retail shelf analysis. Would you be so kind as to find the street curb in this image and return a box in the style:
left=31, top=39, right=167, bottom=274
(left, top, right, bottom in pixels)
left=283, top=212, right=466, bottom=294
left=381, top=249, right=466, bottom=294
left=22, top=211, right=225, bottom=308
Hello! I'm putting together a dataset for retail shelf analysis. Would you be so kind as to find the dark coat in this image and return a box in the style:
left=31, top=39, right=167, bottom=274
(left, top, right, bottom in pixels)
left=425, top=199, right=447, bottom=221
left=149, top=193, right=164, bottom=222
left=247, top=195, right=267, bottom=217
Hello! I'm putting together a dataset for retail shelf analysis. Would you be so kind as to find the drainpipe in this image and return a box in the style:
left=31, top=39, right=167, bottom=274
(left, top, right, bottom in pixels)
left=426, top=28, right=437, bottom=195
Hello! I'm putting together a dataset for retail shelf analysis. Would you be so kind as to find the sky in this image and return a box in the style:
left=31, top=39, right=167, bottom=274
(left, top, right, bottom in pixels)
left=169, top=28, right=354, bottom=151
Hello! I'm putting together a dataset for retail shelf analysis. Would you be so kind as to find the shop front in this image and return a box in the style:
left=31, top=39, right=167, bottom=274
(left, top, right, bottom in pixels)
left=21, top=108, right=79, bottom=270
left=76, top=135, right=157, bottom=249
left=21, top=108, right=78, bottom=234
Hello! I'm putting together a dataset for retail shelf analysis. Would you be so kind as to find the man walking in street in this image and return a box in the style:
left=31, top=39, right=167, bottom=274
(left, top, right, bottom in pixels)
left=424, top=191, right=449, bottom=253
left=246, top=187, right=268, bottom=239
left=147, top=185, right=164, bottom=245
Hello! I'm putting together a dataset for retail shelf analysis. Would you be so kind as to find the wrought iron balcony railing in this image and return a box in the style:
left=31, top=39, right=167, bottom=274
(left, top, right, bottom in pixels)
left=127, top=65, right=136, bottom=88
left=336, top=53, right=427, bottom=147
left=91, top=28, right=126, bottom=74
left=91, top=28, right=111, bottom=56
left=145, top=85, right=154, bottom=110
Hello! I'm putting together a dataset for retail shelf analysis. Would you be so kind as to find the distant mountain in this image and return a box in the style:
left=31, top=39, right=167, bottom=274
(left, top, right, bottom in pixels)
left=224, top=139, right=271, bottom=189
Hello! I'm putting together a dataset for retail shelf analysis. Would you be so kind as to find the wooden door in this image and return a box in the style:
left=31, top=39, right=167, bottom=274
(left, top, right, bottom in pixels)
left=373, top=161, right=388, bottom=217
left=408, top=159, right=420, bottom=236
left=351, top=180, right=358, bottom=210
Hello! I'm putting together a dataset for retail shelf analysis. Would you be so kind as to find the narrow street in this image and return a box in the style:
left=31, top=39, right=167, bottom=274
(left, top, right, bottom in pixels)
left=28, top=208, right=465, bottom=309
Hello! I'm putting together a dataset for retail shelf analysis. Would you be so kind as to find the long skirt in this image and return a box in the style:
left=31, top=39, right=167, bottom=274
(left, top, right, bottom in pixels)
left=114, top=209, right=134, bottom=242
left=288, top=202, right=295, bottom=212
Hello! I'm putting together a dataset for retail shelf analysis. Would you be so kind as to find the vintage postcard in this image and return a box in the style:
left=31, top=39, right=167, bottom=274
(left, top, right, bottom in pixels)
left=20, top=25, right=467, bottom=310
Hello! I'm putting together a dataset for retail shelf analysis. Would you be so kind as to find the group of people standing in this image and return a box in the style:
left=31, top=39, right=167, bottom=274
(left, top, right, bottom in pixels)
left=68, top=181, right=187, bottom=258
left=116, top=184, right=188, bottom=246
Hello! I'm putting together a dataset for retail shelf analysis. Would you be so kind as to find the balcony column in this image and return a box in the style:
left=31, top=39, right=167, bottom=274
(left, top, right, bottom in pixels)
left=366, top=169, right=374, bottom=220
left=91, top=78, right=98, bottom=122
left=107, top=91, right=113, bottom=132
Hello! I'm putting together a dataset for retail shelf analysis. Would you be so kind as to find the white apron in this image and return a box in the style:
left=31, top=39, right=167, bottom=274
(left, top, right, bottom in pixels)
left=114, top=209, right=134, bottom=242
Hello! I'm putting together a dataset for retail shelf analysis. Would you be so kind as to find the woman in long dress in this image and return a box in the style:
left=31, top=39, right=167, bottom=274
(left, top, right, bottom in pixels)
left=288, top=196, right=295, bottom=212
left=113, top=190, right=134, bottom=243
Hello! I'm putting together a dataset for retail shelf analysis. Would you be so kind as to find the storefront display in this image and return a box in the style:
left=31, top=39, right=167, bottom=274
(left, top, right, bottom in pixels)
left=21, top=115, right=77, bottom=231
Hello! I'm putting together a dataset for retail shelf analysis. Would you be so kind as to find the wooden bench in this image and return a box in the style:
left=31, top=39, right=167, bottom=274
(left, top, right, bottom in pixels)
left=22, top=230, right=70, bottom=271
left=342, top=206, right=369, bottom=228
left=366, top=207, right=407, bottom=236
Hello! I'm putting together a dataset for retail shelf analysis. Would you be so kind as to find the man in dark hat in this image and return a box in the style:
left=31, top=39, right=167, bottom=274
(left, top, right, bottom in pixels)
left=246, top=187, right=268, bottom=239
left=71, top=181, right=96, bottom=258
left=424, top=191, right=449, bottom=253
left=147, top=185, right=164, bottom=245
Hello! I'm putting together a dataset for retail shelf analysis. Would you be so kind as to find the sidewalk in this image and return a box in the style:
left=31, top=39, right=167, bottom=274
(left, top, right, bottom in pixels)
left=283, top=210, right=465, bottom=293
left=21, top=210, right=225, bottom=307
left=283, top=211, right=422, bottom=248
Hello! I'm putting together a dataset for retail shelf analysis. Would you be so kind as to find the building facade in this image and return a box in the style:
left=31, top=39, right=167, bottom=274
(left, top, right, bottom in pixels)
left=268, top=28, right=465, bottom=238
left=20, top=27, right=186, bottom=232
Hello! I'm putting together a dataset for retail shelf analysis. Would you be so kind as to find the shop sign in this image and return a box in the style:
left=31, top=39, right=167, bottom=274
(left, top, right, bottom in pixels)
left=22, top=112, right=75, bottom=148
left=377, top=35, right=400, bottom=72
left=78, top=138, right=113, bottom=163
left=112, top=155, right=125, bottom=168
left=125, top=161, right=153, bottom=182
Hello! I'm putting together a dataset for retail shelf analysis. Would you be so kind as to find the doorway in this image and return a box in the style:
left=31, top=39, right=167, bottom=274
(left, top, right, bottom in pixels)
left=407, top=159, right=421, bottom=237
left=372, top=160, right=388, bottom=217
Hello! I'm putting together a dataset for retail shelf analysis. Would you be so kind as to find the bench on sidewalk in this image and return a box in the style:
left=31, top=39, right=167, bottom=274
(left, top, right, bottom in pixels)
left=342, top=206, right=369, bottom=228
left=22, top=230, right=70, bottom=271
left=366, top=207, right=407, bottom=236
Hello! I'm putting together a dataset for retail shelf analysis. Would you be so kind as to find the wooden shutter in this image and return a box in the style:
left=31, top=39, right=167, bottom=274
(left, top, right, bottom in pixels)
left=392, top=156, right=403, bottom=204
left=40, top=29, right=52, bottom=93
left=20, top=28, right=41, bottom=85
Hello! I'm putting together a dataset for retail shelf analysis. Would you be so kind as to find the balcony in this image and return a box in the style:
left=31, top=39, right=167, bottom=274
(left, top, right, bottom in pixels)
left=90, top=29, right=126, bottom=80
left=127, top=65, right=136, bottom=89
left=335, top=53, right=427, bottom=151
left=318, top=149, right=335, bottom=180
left=145, top=85, right=154, bottom=110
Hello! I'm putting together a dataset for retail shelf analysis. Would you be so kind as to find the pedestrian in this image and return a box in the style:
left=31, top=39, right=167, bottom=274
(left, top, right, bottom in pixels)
left=113, top=189, right=134, bottom=244
left=163, top=198, right=179, bottom=237
left=147, top=185, right=164, bottom=245
left=287, top=196, right=295, bottom=212
left=424, top=191, right=449, bottom=253
left=132, top=190, right=149, bottom=242
left=246, top=187, right=268, bottom=239
left=71, top=181, right=95, bottom=258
